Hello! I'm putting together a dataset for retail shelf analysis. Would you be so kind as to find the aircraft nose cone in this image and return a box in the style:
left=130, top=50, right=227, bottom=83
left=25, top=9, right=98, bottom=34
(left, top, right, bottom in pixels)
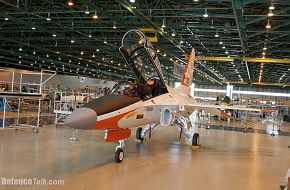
left=64, top=108, right=97, bottom=129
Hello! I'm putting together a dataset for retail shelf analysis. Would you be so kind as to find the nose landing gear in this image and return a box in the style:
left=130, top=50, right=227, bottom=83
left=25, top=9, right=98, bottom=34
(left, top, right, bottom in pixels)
left=114, top=140, right=125, bottom=163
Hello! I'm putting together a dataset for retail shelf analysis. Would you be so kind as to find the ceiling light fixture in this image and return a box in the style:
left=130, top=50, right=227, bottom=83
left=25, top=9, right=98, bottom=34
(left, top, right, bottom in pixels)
left=19, top=47, right=22, bottom=51
left=70, top=39, right=75, bottom=43
left=85, top=6, right=90, bottom=14
left=92, top=53, right=95, bottom=58
left=203, top=7, right=209, bottom=18
left=46, top=13, right=51, bottom=21
left=113, top=22, right=117, bottom=29
left=222, top=45, right=226, bottom=49
left=52, top=34, right=56, bottom=37
left=104, top=38, right=107, bottom=44
left=161, top=19, right=166, bottom=28
left=225, top=50, right=229, bottom=54
left=129, top=0, right=135, bottom=3
left=268, top=10, right=273, bottom=17
left=259, top=63, right=264, bottom=82
left=171, top=30, right=176, bottom=37
left=68, top=0, right=73, bottom=6
left=214, top=32, right=219, bottom=38
left=33, top=50, right=36, bottom=54
left=262, top=52, right=266, bottom=55
left=80, top=50, right=84, bottom=55
left=262, top=46, right=267, bottom=51
left=92, top=11, right=98, bottom=19
left=269, top=3, right=275, bottom=10
left=266, top=19, right=271, bottom=29
left=4, top=17, right=9, bottom=21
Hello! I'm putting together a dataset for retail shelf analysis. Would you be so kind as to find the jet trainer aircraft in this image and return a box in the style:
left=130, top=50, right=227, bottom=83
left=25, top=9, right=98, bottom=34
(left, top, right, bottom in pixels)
left=65, top=29, right=275, bottom=163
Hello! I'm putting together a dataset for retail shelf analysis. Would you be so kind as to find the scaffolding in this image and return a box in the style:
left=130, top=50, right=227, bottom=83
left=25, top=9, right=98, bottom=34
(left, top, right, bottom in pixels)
left=53, top=91, right=91, bottom=126
left=0, top=70, right=56, bottom=132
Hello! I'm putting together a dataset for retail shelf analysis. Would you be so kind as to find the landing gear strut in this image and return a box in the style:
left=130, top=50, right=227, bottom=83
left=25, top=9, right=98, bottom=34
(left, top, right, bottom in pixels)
left=114, top=140, right=125, bottom=163
left=136, top=123, right=158, bottom=141
left=174, top=115, right=200, bottom=146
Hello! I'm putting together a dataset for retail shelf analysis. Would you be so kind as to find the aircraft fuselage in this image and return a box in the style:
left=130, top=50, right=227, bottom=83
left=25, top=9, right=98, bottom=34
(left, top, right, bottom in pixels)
left=65, top=86, right=194, bottom=130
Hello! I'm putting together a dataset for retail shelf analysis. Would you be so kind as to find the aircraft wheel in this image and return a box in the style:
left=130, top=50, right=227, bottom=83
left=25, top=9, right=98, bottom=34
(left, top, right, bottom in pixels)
left=192, top=133, right=200, bottom=146
left=136, top=127, right=144, bottom=141
left=114, top=148, right=124, bottom=163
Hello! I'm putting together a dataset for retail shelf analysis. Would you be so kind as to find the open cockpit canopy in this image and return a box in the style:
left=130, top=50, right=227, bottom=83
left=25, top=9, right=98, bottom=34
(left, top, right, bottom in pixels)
left=119, top=29, right=168, bottom=100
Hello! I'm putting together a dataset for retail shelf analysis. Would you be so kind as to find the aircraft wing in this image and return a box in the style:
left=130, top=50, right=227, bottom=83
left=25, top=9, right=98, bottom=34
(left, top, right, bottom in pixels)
left=191, top=104, right=277, bottom=113
left=192, top=104, right=261, bottom=112
left=140, top=100, right=277, bottom=120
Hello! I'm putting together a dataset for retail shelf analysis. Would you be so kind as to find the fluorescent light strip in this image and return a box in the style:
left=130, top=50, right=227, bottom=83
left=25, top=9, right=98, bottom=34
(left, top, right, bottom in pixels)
left=194, top=96, right=217, bottom=100
left=233, top=90, right=290, bottom=97
left=195, top=88, right=226, bottom=93
left=194, top=88, right=290, bottom=97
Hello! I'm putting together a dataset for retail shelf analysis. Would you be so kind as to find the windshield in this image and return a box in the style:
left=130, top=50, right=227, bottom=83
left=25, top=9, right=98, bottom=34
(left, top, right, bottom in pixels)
left=110, top=81, right=139, bottom=97
left=119, top=29, right=168, bottom=100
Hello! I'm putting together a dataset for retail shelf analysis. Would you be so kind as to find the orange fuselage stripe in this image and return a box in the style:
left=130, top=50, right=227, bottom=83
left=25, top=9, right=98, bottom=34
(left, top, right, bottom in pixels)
left=92, top=109, right=136, bottom=130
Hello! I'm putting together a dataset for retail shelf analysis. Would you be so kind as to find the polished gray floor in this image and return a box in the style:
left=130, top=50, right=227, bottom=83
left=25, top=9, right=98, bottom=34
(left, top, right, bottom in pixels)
left=0, top=116, right=289, bottom=190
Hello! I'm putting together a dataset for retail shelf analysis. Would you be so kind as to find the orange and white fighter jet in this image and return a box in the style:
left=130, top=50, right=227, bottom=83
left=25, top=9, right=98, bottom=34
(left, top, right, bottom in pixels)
left=64, top=29, right=273, bottom=163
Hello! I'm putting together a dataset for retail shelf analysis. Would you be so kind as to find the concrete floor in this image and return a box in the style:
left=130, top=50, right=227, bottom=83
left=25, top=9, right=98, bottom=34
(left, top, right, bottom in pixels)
left=0, top=115, right=289, bottom=190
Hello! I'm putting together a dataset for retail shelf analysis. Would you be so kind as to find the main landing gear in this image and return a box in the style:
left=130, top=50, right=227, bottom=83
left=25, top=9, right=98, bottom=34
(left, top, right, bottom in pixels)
left=192, top=132, right=199, bottom=146
left=175, top=115, right=200, bottom=146
left=114, top=140, right=125, bottom=163
left=136, top=127, right=143, bottom=141
left=136, top=123, right=158, bottom=141
left=136, top=118, right=200, bottom=147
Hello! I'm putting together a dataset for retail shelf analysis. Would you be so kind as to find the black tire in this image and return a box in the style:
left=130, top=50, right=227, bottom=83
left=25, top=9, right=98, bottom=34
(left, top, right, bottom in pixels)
left=136, top=127, right=143, bottom=141
left=192, top=133, right=200, bottom=146
left=114, top=148, right=124, bottom=163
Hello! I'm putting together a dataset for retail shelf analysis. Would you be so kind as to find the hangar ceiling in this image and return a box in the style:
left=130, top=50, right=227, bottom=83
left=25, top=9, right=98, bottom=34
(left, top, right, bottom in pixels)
left=0, top=0, right=290, bottom=86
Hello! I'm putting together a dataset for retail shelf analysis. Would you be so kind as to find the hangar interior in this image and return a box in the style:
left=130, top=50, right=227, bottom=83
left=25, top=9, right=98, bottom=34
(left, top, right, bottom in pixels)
left=0, top=0, right=290, bottom=190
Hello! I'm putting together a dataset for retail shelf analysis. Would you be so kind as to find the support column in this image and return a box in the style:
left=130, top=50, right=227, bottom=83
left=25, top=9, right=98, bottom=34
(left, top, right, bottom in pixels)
left=226, top=85, right=233, bottom=99
left=190, top=83, right=195, bottom=97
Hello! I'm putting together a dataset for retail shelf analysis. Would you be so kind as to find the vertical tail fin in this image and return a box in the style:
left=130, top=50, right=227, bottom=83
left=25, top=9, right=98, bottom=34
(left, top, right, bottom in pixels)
left=181, top=48, right=195, bottom=86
